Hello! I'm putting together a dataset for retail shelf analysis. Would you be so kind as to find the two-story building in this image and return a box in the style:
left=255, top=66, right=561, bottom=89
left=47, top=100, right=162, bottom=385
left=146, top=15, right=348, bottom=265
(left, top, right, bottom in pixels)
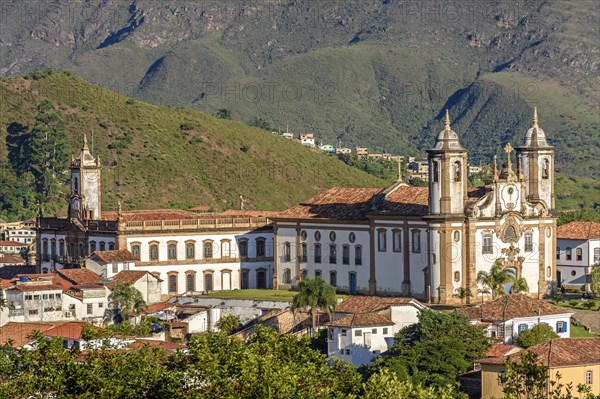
left=556, top=221, right=600, bottom=289
left=0, top=240, right=27, bottom=255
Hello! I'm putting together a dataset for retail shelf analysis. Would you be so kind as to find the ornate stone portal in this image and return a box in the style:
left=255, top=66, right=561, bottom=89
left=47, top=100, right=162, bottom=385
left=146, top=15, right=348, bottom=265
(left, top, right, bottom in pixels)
left=498, top=244, right=525, bottom=278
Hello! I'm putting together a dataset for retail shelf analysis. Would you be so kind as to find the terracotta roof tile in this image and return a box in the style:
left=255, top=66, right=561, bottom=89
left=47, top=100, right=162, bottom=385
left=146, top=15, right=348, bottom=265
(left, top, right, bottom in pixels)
left=456, top=294, right=572, bottom=321
left=0, top=256, right=25, bottom=264
left=43, top=322, right=103, bottom=340
left=375, top=186, right=429, bottom=216
left=557, top=221, right=600, bottom=240
left=11, top=274, right=73, bottom=292
left=0, top=240, right=26, bottom=246
left=485, top=344, right=520, bottom=358
left=0, top=322, right=65, bottom=347
left=327, top=313, right=394, bottom=328
left=220, top=210, right=282, bottom=218
left=92, top=249, right=137, bottom=263
left=335, top=295, right=424, bottom=314
left=58, top=268, right=103, bottom=285
left=112, top=270, right=157, bottom=284
left=101, top=209, right=201, bottom=221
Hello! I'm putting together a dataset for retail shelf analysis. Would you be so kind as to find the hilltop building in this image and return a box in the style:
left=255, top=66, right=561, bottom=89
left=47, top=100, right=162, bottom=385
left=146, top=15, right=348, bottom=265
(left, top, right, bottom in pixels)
left=36, top=135, right=275, bottom=296
left=273, top=109, right=557, bottom=304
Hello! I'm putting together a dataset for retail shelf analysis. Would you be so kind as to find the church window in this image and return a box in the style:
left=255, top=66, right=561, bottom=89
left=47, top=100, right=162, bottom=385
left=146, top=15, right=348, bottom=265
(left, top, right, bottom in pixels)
left=149, top=244, right=158, bottom=260
left=482, top=233, right=493, bottom=254
left=453, top=231, right=460, bottom=242
left=59, top=240, right=65, bottom=257
left=349, top=232, right=356, bottom=243
left=99, top=242, right=106, bottom=251
left=454, top=161, right=461, bottom=181
left=330, top=271, right=337, bottom=287
left=393, top=229, right=402, bottom=252
left=50, top=239, right=56, bottom=259
left=204, top=242, right=213, bottom=259
left=411, top=230, right=421, bottom=253
left=131, top=244, right=140, bottom=259
left=329, top=231, right=336, bottom=242
left=314, top=231, right=321, bottom=242
left=238, top=239, right=248, bottom=257
left=300, top=243, right=307, bottom=263
left=283, top=269, right=291, bottom=284
left=73, top=177, right=79, bottom=194
left=185, top=243, right=194, bottom=259
left=576, top=248, right=583, bottom=261
left=315, top=270, right=322, bottom=278
left=300, top=230, right=307, bottom=241
left=504, top=226, right=517, bottom=242
left=524, top=232, right=533, bottom=252
left=454, top=271, right=460, bottom=282
left=355, top=245, right=363, bottom=265
left=90, top=241, right=96, bottom=253
left=186, top=273, right=195, bottom=292
left=433, top=161, right=439, bottom=182
left=168, top=244, right=177, bottom=260
left=541, top=158, right=549, bottom=179
left=378, top=229, right=387, bottom=252
left=283, top=242, right=291, bottom=262
left=314, top=244, right=322, bottom=263
left=108, top=242, right=115, bottom=250
left=566, top=247, right=572, bottom=261
left=42, top=239, right=48, bottom=255
left=342, top=245, right=350, bottom=265
left=168, top=274, right=177, bottom=293
left=329, top=244, right=337, bottom=264
left=256, top=238, right=265, bottom=257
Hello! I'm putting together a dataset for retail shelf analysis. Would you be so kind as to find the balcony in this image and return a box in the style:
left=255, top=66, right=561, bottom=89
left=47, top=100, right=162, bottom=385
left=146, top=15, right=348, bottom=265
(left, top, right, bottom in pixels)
left=121, top=217, right=273, bottom=232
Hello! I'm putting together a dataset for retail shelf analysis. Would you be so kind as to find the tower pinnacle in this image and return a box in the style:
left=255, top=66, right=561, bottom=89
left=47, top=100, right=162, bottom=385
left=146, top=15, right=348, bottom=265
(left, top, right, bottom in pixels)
left=444, top=109, right=451, bottom=130
left=532, top=107, right=538, bottom=129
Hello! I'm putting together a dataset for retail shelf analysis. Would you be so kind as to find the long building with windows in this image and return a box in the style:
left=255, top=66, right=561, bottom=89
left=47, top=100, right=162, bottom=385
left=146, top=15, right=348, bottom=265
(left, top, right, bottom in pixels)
left=273, top=110, right=557, bottom=303
left=36, top=136, right=276, bottom=296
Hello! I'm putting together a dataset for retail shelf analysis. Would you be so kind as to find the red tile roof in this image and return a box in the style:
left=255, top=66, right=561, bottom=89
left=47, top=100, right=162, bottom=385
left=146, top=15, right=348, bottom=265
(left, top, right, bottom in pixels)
left=335, top=295, right=424, bottom=314
left=485, top=344, right=520, bottom=358
left=12, top=274, right=73, bottom=292
left=189, top=205, right=212, bottom=211
left=0, top=256, right=25, bottom=264
left=481, top=338, right=600, bottom=367
left=101, top=209, right=201, bottom=221
left=112, top=270, right=158, bottom=284
left=456, top=294, right=572, bottom=321
left=557, top=221, right=600, bottom=240
left=327, top=313, right=394, bottom=328
left=43, top=322, right=103, bottom=340
left=0, top=240, right=26, bottom=246
left=144, top=302, right=175, bottom=313
left=91, top=249, right=137, bottom=263
left=57, top=268, right=103, bottom=285
left=0, top=322, right=64, bottom=347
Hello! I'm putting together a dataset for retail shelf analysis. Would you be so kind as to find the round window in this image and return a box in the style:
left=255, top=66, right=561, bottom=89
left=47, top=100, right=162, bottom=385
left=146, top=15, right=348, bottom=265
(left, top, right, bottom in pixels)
left=508, top=187, right=514, bottom=195
left=329, top=231, right=336, bottom=242
left=314, top=231, right=321, bottom=241
left=349, top=232, right=356, bottom=243
left=571, top=270, right=576, bottom=276
left=300, top=230, right=307, bottom=241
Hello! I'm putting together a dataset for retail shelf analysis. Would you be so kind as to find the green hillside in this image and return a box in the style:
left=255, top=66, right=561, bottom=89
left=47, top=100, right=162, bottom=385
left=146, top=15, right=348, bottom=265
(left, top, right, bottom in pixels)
left=0, top=71, right=387, bottom=220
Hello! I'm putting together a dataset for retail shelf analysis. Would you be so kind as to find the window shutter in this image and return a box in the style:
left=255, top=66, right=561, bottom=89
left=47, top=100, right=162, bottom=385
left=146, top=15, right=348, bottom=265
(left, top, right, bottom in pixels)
left=563, top=321, right=567, bottom=333
left=556, top=321, right=560, bottom=332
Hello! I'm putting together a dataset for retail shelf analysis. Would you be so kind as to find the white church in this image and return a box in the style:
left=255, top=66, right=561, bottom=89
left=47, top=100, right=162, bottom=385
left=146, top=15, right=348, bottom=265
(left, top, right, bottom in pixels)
left=273, top=109, right=557, bottom=303
left=36, top=109, right=557, bottom=304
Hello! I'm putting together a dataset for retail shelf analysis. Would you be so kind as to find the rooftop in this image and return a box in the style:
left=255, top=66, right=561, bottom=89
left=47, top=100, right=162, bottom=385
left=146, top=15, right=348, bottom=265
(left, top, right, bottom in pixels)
left=327, top=313, right=394, bottom=328
left=0, top=322, right=64, bottom=347
left=43, top=322, right=103, bottom=340
left=557, top=221, right=600, bottom=240
left=58, top=268, right=103, bottom=285
left=335, top=295, right=424, bottom=314
left=0, top=240, right=26, bottom=246
left=112, top=270, right=160, bottom=284
left=91, top=249, right=137, bottom=263
left=456, top=294, right=572, bottom=322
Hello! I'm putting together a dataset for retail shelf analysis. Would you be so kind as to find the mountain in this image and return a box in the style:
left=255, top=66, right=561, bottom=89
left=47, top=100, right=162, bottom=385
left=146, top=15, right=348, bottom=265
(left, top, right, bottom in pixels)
left=1, top=0, right=598, bottom=179
left=0, top=71, right=386, bottom=220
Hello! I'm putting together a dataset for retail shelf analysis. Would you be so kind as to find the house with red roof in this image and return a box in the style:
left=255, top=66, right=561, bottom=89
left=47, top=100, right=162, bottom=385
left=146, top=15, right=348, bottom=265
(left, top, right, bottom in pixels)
left=556, top=221, right=600, bottom=289
left=111, top=270, right=162, bottom=304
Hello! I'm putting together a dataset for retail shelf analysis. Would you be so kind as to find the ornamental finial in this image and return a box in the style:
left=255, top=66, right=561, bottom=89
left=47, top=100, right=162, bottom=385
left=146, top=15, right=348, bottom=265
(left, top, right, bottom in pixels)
left=444, top=109, right=451, bottom=130
left=532, top=107, right=538, bottom=129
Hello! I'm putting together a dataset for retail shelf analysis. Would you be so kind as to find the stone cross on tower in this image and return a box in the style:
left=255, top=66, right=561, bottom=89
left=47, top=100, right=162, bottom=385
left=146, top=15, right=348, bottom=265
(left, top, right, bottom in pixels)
left=504, top=142, right=514, bottom=172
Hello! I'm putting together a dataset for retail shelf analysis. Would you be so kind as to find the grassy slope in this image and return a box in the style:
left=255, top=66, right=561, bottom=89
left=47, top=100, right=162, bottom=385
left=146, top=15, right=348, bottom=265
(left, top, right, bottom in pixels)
left=0, top=72, right=387, bottom=215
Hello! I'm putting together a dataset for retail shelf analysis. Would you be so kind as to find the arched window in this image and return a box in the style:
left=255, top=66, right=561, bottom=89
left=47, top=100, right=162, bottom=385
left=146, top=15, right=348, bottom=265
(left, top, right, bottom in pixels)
left=566, top=247, right=572, bottom=261
left=50, top=239, right=56, bottom=258
left=238, top=239, right=248, bottom=258
left=78, top=243, right=84, bottom=257
left=168, top=243, right=177, bottom=259
left=433, top=161, right=439, bottom=183
left=482, top=232, right=493, bottom=254
left=301, top=270, right=308, bottom=280
left=69, top=242, right=75, bottom=258
left=504, top=226, right=517, bottom=242
left=99, top=241, right=106, bottom=251
left=524, top=232, right=533, bottom=252
left=108, top=242, right=115, bottom=250
left=541, top=158, right=549, bottom=179
left=300, top=243, right=307, bottom=263
left=378, top=229, right=387, bottom=252
left=131, top=244, right=140, bottom=259
left=330, top=271, right=337, bottom=287
left=255, top=238, right=265, bottom=257
left=186, top=273, right=195, bottom=292
left=186, top=243, right=195, bottom=259
left=42, top=239, right=48, bottom=255
left=204, top=273, right=213, bottom=291
left=150, top=244, right=159, bottom=260
left=315, top=270, right=322, bottom=278
left=314, top=243, right=322, bottom=263
left=329, top=244, right=337, bottom=264
left=454, top=161, right=461, bottom=181
left=204, top=242, right=213, bottom=259
left=283, top=269, right=292, bottom=284
left=168, top=274, right=177, bottom=293
left=454, top=271, right=460, bottom=282
left=90, top=241, right=97, bottom=253
left=342, top=245, right=350, bottom=265
left=576, top=248, right=583, bottom=261
left=411, top=230, right=421, bottom=253
left=355, top=245, right=362, bottom=265
left=59, top=240, right=65, bottom=257
left=283, top=242, right=291, bottom=262
left=221, top=240, right=231, bottom=258
left=393, top=229, right=402, bottom=252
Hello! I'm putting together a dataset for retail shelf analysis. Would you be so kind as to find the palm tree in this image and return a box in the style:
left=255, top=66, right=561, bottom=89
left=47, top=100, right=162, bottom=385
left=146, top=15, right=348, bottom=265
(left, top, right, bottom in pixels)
left=452, top=287, right=473, bottom=304
left=477, top=287, right=491, bottom=305
left=291, top=277, right=337, bottom=337
left=110, top=282, right=147, bottom=324
left=509, top=276, right=529, bottom=294
left=476, top=262, right=513, bottom=299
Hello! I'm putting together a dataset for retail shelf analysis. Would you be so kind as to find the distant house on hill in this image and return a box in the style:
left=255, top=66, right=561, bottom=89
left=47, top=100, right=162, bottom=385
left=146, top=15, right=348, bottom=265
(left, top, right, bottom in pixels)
left=299, top=133, right=315, bottom=147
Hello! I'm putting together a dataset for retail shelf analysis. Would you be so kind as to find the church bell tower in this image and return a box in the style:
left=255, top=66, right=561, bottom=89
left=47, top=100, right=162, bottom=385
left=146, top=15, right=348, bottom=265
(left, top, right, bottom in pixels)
left=69, top=134, right=101, bottom=220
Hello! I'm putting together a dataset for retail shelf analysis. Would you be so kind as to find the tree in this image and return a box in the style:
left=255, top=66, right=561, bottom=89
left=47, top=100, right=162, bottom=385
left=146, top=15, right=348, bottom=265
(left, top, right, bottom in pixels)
left=215, top=108, right=232, bottom=120
left=452, top=287, right=472, bottom=304
left=509, top=276, right=529, bottom=294
left=110, top=282, right=146, bottom=323
left=361, top=368, right=458, bottom=399
left=477, top=262, right=513, bottom=299
left=374, top=310, right=490, bottom=388
left=249, top=116, right=271, bottom=131
left=0, top=297, right=6, bottom=327
left=590, top=263, right=600, bottom=293
left=515, top=323, right=559, bottom=348
left=291, top=277, right=337, bottom=336
left=215, top=314, right=241, bottom=334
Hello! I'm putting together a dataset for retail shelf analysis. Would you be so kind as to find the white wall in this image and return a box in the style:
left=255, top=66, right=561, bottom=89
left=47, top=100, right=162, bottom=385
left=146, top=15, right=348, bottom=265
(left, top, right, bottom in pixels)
left=557, top=238, right=598, bottom=286
left=327, top=325, right=394, bottom=367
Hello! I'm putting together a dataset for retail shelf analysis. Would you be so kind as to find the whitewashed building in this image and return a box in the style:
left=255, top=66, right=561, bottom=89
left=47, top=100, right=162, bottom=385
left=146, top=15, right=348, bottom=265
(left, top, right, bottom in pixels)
left=274, top=109, right=558, bottom=304
left=556, top=221, right=600, bottom=289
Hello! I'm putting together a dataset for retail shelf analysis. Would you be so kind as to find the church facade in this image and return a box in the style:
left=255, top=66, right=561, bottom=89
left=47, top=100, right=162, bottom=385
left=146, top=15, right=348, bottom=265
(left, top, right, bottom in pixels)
left=273, top=109, right=557, bottom=303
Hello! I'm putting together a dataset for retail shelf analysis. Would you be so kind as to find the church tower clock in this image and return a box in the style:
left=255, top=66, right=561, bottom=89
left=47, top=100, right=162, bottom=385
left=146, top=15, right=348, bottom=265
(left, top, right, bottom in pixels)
left=69, top=134, right=101, bottom=220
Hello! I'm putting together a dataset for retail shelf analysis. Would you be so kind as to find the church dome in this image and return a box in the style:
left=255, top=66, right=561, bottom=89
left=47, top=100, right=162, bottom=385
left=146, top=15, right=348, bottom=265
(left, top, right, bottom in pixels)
left=431, top=109, right=465, bottom=151
left=522, top=108, right=551, bottom=148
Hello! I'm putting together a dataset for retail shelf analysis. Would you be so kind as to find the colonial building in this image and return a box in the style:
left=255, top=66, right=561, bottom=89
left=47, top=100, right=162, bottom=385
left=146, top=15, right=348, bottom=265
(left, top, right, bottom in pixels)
left=36, top=136, right=276, bottom=295
left=273, top=109, right=557, bottom=303
left=556, top=221, right=600, bottom=289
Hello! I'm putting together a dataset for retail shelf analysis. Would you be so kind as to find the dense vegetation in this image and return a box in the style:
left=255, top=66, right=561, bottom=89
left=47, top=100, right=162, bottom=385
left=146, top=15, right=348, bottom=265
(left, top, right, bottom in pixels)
left=0, top=70, right=385, bottom=221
